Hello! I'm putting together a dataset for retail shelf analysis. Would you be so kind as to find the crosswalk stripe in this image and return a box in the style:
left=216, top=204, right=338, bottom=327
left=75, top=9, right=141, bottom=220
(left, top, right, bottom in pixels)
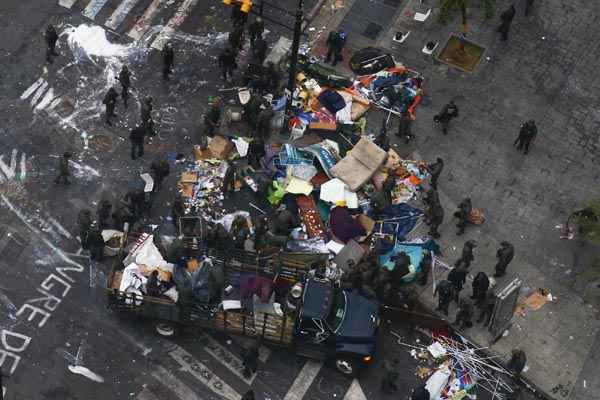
left=169, top=345, right=242, bottom=400
left=151, top=0, right=200, bottom=50
left=343, top=379, right=367, bottom=400
left=151, top=365, right=198, bottom=400
left=58, top=0, right=78, bottom=9
left=30, top=82, right=49, bottom=107
left=136, top=388, right=161, bottom=400
left=127, top=0, right=166, bottom=40
left=283, top=360, right=323, bottom=400
left=82, top=0, right=111, bottom=20
left=105, top=0, right=142, bottom=30
left=202, top=334, right=256, bottom=384
left=35, top=88, right=56, bottom=111
left=20, top=78, right=45, bottom=100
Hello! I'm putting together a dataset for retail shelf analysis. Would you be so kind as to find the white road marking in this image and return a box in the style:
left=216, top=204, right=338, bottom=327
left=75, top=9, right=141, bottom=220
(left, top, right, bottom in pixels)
left=34, top=87, right=56, bottom=111
left=283, top=360, right=323, bottom=400
left=136, top=388, right=161, bottom=400
left=58, top=0, right=78, bottom=9
left=30, top=81, right=49, bottom=107
left=127, top=0, right=167, bottom=41
left=82, top=0, right=111, bottom=20
left=152, top=365, right=198, bottom=400
left=151, top=0, right=200, bottom=50
left=47, top=217, right=73, bottom=239
left=202, top=334, right=256, bottom=384
left=343, top=379, right=367, bottom=400
left=169, top=345, right=242, bottom=400
left=20, top=78, right=45, bottom=100
left=105, top=0, right=142, bottom=30
left=48, top=97, right=63, bottom=110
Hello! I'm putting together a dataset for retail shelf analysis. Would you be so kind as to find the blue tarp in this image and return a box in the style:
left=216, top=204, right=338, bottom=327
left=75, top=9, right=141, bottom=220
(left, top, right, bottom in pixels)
left=372, top=203, right=423, bottom=242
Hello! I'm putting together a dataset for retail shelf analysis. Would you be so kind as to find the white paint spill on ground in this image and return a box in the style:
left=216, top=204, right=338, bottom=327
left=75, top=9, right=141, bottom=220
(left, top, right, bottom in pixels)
left=69, top=160, right=101, bottom=179
left=67, top=24, right=134, bottom=59
left=68, top=365, right=105, bottom=383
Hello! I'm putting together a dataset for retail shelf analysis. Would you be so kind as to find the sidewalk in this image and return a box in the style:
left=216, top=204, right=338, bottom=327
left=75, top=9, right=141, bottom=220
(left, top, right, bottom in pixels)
left=306, top=1, right=600, bottom=399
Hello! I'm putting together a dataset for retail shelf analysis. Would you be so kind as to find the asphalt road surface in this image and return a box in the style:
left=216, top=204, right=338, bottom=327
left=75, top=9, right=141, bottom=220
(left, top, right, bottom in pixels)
left=0, top=0, right=538, bottom=399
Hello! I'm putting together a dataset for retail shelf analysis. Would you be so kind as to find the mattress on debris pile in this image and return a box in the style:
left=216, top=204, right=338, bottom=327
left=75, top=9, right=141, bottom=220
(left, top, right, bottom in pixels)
left=330, top=138, right=387, bottom=191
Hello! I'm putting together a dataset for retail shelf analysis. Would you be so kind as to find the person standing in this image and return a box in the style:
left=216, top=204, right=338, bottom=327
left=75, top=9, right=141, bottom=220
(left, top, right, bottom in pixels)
left=455, top=239, right=476, bottom=268
left=524, top=0, right=535, bottom=16
left=380, top=358, right=400, bottom=393
left=325, top=29, right=347, bottom=66
left=218, top=47, right=237, bottom=82
left=429, top=202, right=444, bottom=239
left=447, top=265, right=468, bottom=302
left=140, top=97, right=155, bottom=137
left=471, top=271, right=490, bottom=305
left=434, top=101, right=458, bottom=135
left=252, top=36, right=268, bottom=65
left=416, top=250, right=432, bottom=286
left=97, top=199, right=112, bottom=230
left=498, top=4, right=516, bottom=41
left=161, top=42, right=174, bottom=80
left=44, top=25, right=59, bottom=63
left=77, top=209, right=93, bottom=249
left=514, top=120, right=537, bottom=154
left=116, top=65, right=131, bottom=107
left=494, top=241, right=515, bottom=277
left=242, top=340, right=260, bottom=378
left=129, top=125, right=146, bottom=160
left=454, top=298, right=474, bottom=329
left=54, top=152, right=72, bottom=185
left=248, top=17, right=264, bottom=46
left=229, top=25, right=245, bottom=53
left=222, top=162, right=237, bottom=199
left=427, top=157, right=444, bottom=190
left=454, top=198, right=472, bottom=236
left=103, top=87, right=119, bottom=125
left=86, top=224, right=105, bottom=261
left=477, top=290, right=496, bottom=326
left=434, top=279, right=454, bottom=315
left=507, top=349, right=527, bottom=377
left=204, top=99, right=222, bottom=138
left=150, top=159, right=170, bottom=191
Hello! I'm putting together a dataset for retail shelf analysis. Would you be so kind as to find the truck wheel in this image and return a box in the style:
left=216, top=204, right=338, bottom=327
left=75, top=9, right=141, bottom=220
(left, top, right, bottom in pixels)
left=155, top=321, right=178, bottom=337
left=334, top=357, right=357, bottom=377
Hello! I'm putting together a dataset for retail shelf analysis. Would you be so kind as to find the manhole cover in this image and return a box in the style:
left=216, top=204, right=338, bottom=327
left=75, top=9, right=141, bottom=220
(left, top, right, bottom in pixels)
left=363, top=22, right=383, bottom=40
left=436, top=34, right=486, bottom=73
left=89, top=134, right=113, bottom=152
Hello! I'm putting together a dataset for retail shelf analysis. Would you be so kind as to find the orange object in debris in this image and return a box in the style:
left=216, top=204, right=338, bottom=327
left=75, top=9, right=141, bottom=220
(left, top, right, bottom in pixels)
left=408, top=175, right=421, bottom=185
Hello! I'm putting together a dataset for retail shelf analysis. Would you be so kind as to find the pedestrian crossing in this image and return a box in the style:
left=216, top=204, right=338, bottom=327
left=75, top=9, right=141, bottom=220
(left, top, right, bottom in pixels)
left=20, top=77, right=64, bottom=114
left=128, top=333, right=370, bottom=400
left=58, top=0, right=204, bottom=50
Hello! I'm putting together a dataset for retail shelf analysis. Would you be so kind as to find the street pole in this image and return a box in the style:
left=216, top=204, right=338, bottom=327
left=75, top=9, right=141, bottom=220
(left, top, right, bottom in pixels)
left=282, top=0, right=304, bottom=135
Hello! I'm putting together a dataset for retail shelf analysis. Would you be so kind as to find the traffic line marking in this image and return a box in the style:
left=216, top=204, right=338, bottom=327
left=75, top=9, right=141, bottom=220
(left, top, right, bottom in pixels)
left=82, top=0, right=111, bottom=20
left=151, top=0, right=200, bottom=50
left=35, top=87, right=56, bottom=111
left=58, top=0, right=78, bottom=9
left=202, top=334, right=256, bottom=384
left=343, top=379, right=367, bottom=400
left=169, top=345, right=242, bottom=400
left=20, top=78, right=45, bottom=100
left=127, top=0, right=167, bottom=41
left=105, top=0, right=142, bottom=30
left=283, top=360, right=323, bottom=400
left=30, top=81, right=49, bottom=107
left=152, top=365, right=199, bottom=400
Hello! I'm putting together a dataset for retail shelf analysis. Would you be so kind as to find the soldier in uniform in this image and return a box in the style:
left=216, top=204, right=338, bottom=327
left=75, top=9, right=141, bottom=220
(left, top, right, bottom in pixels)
left=434, top=279, right=454, bottom=315
left=434, top=101, right=458, bottom=135
left=477, top=290, right=496, bottom=326
left=229, top=24, right=245, bottom=53
left=116, top=65, right=131, bottom=107
left=494, top=241, right=515, bottom=277
left=514, top=120, right=537, bottom=154
left=77, top=209, right=92, bottom=249
left=248, top=17, right=264, bottom=46
left=150, top=159, right=170, bottom=191
left=54, top=152, right=72, bottom=184
left=498, top=5, right=516, bottom=41
left=129, top=125, right=146, bottom=160
left=253, top=36, right=268, bottom=65
left=242, top=340, right=260, bottom=378
left=427, top=157, right=444, bottom=190
left=97, top=199, right=113, bottom=230
left=218, top=47, right=237, bottom=82
left=454, top=197, right=472, bottom=235
left=325, top=29, right=347, bottom=66
left=86, top=224, right=105, bottom=261
left=471, top=271, right=490, bottom=305
left=140, top=97, right=155, bottom=136
left=507, top=349, right=527, bottom=377
left=44, top=25, right=59, bottom=63
left=455, top=239, right=476, bottom=268
left=103, top=87, right=119, bottom=125
left=380, top=358, right=400, bottom=393
left=447, top=264, right=468, bottom=302
left=428, top=202, right=444, bottom=239
left=204, top=99, right=222, bottom=138
left=455, top=298, right=474, bottom=329
left=416, top=250, right=432, bottom=286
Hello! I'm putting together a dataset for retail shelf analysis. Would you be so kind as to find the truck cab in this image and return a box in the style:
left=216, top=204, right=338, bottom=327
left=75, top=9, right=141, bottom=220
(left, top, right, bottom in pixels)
left=294, top=276, right=380, bottom=376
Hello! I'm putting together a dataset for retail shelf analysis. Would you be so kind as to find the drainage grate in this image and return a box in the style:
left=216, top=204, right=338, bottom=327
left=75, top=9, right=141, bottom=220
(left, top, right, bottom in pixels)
left=363, top=22, right=383, bottom=40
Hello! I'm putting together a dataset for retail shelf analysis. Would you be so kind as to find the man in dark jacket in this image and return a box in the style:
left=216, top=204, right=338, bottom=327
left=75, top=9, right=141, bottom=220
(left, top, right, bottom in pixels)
left=54, top=152, right=72, bottom=185
left=116, top=65, right=131, bottom=107
left=242, top=340, right=260, bottom=378
left=428, top=202, right=444, bottom=239
left=77, top=209, right=92, bottom=249
left=427, top=157, right=444, bottom=190
left=471, top=271, right=490, bottom=305
left=248, top=17, right=264, bottom=46
left=162, top=42, right=174, bottom=80
left=150, top=159, right=170, bottom=191
left=229, top=25, right=245, bottom=53
left=129, top=125, right=146, bottom=160
left=325, top=30, right=347, bottom=66
left=416, top=250, right=432, bottom=286
left=103, top=87, right=119, bottom=125
left=204, top=100, right=222, bottom=138
left=434, top=101, right=458, bottom=135
left=455, top=298, right=474, bottom=329
left=514, top=120, right=537, bottom=154
left=448, top=265, right=468, bottom=302
left=141, top=97, right=155, bottom=136
left=97, top=199, right=112, bottom=230
left=253, top=36, right=268, bottom=65
left=86, top=224, right=105, bottom=261
left=44, top=25, right=59, bottom=63
left=477, top=290, right=496, bottom=326
left=507, top=349, right=527, bottom=377
left=434, top=279, right=454, bottom=315
left=494, top=241, right=515, bottom=277
left=218, top=47, right=237, bottom=81
left=455, top=240, right=476, bottom=268
left=454, top=198, right=472, bottom=235
left=498, top=4, right=516, bottom=41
